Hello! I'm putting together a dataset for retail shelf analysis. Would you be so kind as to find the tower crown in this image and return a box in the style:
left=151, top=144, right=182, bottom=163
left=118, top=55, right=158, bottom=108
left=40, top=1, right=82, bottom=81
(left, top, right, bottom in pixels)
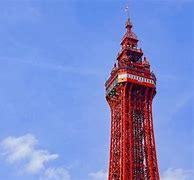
left=105, top=18, right=157, bottom=95
left=118, top=19, right=142, bottom=66
left=122, top=18, right=138, bottom=43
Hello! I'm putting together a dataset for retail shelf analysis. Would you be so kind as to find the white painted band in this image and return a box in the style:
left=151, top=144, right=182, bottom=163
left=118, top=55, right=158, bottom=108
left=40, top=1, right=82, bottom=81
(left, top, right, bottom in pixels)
left=118, top=73, right=155, bottom=85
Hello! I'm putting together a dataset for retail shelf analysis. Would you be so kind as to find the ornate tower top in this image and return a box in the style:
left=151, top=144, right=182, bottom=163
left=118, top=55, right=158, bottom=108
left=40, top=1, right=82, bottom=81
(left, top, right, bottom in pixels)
left=122, top=18, right=138, bottom=43
left=105, top=18, right=156, bottom=95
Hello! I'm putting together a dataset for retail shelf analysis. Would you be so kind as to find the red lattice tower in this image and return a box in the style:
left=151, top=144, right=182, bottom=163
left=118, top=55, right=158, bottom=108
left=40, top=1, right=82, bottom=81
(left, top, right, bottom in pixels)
left=105, top=19, right=160, bottom=180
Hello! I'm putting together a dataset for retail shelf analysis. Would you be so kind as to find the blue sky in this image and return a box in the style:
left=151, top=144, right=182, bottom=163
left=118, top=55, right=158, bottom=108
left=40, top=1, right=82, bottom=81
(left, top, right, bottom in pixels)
left=0, top=0, right=193, bottom=180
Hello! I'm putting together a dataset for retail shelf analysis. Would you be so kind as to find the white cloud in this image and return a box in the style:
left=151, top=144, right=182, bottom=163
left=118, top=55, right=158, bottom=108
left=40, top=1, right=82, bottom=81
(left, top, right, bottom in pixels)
left=25, top=150, right=58, bottom=174
left=40, top=167, right=71, bottom=180
left=1, top=134, right=36, bottom=163
left=1, top=134, right=58, bottom=174
left=161, top=168, right=194, bottom=180
left=89, top=170, right=108, bottom=180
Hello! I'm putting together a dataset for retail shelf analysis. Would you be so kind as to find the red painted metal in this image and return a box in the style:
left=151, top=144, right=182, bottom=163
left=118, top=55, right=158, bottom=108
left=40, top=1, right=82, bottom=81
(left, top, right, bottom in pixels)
left=106, top=19, right=160, bottom=180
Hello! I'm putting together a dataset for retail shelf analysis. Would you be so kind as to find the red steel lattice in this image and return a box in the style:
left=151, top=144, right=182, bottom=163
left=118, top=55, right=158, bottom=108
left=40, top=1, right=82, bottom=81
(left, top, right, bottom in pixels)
left=105, top=19, right=160, bottom=180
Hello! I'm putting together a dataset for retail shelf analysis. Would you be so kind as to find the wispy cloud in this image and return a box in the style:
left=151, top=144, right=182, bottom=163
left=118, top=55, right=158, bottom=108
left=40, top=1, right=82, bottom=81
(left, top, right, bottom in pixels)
left=88, top=168, right=194, bottom=180
left=1, top=134, right=37, bottom=164
left=1, top=134, right=70, bottom=179
left=0, top=57, right=101, bottom=76
left=1, top=134, right=58, bottom=174
left=25, top=150, right=58, bottom=174
left=174, top=91, right=193, bottom=110
left=161, top=168, right=194, bottom=180
left=157, top=73, right=178, bottom=82
left=89, top=170, right=108, bottom=180
left=169, top=90, right=194, bottom=117
left=40, top=167, right=70, bottom=180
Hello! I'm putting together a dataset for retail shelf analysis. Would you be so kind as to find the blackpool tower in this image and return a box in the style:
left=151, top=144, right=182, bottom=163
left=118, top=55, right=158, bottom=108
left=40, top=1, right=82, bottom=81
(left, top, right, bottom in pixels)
left=105, top=18, right=160, bottom=180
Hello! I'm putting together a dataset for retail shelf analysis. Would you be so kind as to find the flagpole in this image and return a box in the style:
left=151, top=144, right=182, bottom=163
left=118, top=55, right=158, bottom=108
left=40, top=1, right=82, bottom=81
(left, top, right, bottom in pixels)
left=125, top=6, right=129, bottom=20
left=125, top=0, right=130, bottom=20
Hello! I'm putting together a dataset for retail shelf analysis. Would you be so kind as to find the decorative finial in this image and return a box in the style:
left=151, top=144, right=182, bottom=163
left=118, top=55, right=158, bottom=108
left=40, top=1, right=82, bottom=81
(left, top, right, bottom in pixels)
left=143, top=57, right=150, bottom=66
left=126, top=18, right=132, bottom=30
left=125, top=0, right=131, bottom=19
left=125, top=1, right=132, bottom=30
left=125, top=6, right=129, bottom=20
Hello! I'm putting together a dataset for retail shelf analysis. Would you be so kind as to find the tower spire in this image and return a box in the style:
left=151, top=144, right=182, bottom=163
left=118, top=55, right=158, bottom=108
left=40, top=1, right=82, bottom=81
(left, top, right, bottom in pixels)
left=124, top=1, right=134, bottom=36
left=125, top=18, right=133, bottom=31
left=125, top=6, right=130, bottom=20
left=125, top=0, right=131, bottom=20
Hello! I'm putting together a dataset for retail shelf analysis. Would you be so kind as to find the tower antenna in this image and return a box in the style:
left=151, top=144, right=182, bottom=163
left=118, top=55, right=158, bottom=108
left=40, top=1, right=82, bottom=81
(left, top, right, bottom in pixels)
left=125, top=0, right=130, bottom=20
